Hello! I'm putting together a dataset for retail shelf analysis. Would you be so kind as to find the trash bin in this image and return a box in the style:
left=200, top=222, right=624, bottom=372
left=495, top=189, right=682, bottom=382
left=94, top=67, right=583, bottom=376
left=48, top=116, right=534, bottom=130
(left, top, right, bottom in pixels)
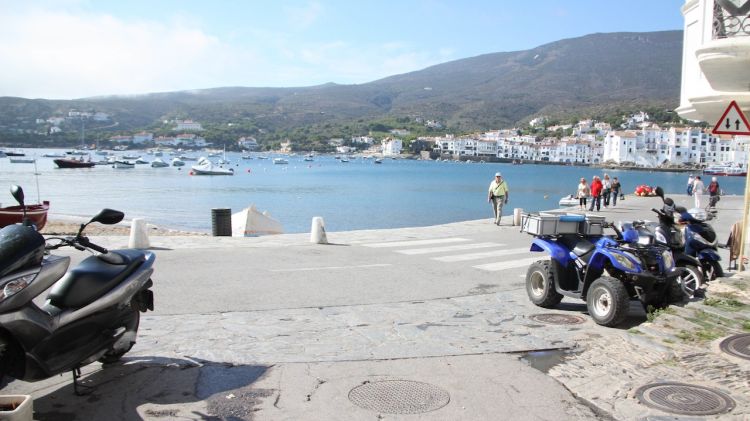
left=211, top=208, right=232, bottom=236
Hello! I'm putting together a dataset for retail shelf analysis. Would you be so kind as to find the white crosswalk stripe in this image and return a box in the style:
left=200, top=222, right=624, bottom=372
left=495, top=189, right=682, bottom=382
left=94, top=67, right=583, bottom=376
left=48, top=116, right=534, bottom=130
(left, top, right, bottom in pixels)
left=363, top=238, right=470, bottom=248
left=396, top=242, right=504, bottom=255
left=472, top=257, right=542, bottom=272
left=432, top=247, right=531, bottom=262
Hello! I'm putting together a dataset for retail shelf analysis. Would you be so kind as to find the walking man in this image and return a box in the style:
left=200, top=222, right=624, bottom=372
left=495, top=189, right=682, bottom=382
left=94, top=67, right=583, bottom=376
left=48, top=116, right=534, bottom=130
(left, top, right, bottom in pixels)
left=488, top=172, right=510, bottom=225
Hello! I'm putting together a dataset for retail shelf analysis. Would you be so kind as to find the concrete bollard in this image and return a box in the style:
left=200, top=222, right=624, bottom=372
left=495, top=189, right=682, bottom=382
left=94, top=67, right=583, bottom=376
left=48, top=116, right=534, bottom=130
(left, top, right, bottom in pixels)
left=513, top=208, right=523, bottom=226
left=128, top=218, right=150, bottom=249
left=310, top=216, right=328, bottom=244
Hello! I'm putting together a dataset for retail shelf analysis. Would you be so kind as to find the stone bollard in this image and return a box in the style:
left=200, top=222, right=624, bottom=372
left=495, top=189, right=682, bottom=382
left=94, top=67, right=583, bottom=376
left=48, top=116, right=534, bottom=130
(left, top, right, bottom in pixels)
left=513, top=208, right=523, bottom=226
left=310, top=216, right=328, bottom=244
left=128, top=218, right=150, bottom=249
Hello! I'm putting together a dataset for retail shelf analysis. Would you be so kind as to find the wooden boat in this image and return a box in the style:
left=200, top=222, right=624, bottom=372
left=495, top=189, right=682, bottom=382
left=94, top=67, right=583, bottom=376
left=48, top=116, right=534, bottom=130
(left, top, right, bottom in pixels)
left=0, top=201, right=50, bottom=230
left=54, top=158, right=96, bottom=168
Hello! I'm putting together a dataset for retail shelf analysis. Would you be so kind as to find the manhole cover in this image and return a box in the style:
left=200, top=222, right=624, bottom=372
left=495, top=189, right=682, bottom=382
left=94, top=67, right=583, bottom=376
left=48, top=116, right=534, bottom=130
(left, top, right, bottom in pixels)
left=635, top=382, right=735, bottom=416
left=719, top=334, right=750, bottom=360
left=348, top=380, right=450, bottom=414
left=528, top=313, right=586, bottom=325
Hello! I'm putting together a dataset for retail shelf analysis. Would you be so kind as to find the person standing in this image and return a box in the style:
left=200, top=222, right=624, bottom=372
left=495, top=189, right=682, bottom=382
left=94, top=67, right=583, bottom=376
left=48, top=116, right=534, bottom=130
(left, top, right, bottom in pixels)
left=488, top=172, right=509, bottom=225
left=707, top=176, right=721, bottom=208
left=589, top=175, right=603, bottom=211
left=611, top=177, right=622, bottom=206
left=577, top=178, right=590, bottom=210
left=602, top=174, right=612, bottom=207
left=687, top=174, right=694, bottom=196
left=692, top=175, right=705, bottom=209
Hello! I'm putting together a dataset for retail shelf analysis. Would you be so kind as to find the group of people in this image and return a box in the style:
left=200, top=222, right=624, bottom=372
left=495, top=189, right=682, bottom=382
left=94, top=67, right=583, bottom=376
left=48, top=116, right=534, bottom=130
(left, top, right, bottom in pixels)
left=576, top=174, right=621, bottom=211
left=687, top=174, right=721, bottom=209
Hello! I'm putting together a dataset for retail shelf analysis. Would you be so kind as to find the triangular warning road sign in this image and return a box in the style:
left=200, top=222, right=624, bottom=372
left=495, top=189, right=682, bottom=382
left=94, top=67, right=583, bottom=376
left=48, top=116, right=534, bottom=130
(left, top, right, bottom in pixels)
left=712, top=100, right=750, bottom=135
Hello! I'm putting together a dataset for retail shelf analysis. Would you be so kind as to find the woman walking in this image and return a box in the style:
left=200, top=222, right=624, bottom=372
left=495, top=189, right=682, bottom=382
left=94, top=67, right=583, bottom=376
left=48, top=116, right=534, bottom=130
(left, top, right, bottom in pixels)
left=577, top=178, right=590, bottom=211
left=693, top=175, right=705, bottom=209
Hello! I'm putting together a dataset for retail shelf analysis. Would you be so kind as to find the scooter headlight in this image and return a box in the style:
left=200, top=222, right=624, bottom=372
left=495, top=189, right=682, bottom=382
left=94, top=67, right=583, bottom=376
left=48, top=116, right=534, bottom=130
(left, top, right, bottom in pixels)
left=0, top=274, right=36, bottom=302
left=613, top=252, right=640, bottom=271
left=662, top=250, right=675, bottom=270
left=655, top=231, right=667, bottom=244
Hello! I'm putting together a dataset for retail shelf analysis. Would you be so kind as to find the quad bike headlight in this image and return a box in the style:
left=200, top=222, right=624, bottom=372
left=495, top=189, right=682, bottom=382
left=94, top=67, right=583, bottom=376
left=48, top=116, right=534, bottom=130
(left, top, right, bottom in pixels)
left=662, top=250, right=675, bottom=270
left=0, top=274, right=36, bottom=302
left=613, top=252, right=640, bottom=271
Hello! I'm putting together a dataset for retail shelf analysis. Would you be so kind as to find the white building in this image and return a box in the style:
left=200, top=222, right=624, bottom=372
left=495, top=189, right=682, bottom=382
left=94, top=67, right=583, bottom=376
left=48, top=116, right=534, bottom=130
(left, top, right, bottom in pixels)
left=677, top=0, right=750, bottom=122
left=173, top=120, right=203, bottom=131
left=174, top=133, right=208, bottom=147
left=382, top=138, right=403, bottom=156
left=351, top=136, right=374, bottom=145
left=109, top=135, right=132, bottom=144
left=132, top=132, right=153, bottom=144
left=238, top=137, right=259, bottom=150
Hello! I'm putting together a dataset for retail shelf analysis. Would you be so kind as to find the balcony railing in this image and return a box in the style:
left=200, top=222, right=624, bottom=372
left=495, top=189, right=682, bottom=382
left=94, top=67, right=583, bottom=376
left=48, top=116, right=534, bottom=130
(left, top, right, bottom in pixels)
left=713, top=0, right=750, bottom=39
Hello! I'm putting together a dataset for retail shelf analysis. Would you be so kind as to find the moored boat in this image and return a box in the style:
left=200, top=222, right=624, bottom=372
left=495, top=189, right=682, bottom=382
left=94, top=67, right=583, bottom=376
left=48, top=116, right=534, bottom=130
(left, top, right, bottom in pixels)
left=151, top=158, right=169, bottom=168
left=113, top=160, right=135, bottom=169
left=171, top=158, right=185, bottom=167
left=54, top=158, right=96, bottom=168
left=273, top=158, right=289, bottom=165
left=559, top=194, right=579, bottom=207
left=703, top=165, right=747, bottom=176
left=0, top=201, right=50, bottom=230
left=191, top=157, right=234, bottom=175
left=9, top=157, right=35, bottom=164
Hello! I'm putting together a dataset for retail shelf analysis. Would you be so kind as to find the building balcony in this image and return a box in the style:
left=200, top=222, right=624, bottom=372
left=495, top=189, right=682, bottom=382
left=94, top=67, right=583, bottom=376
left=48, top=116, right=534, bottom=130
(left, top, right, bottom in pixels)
left=676, top=92, right=750, bottom=121
left=696, top=1, right=750, bottom=91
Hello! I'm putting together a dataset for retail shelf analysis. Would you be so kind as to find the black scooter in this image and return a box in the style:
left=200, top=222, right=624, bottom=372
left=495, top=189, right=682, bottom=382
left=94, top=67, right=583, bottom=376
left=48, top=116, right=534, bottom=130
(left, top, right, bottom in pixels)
left=0, top=186, right=154, bottom=392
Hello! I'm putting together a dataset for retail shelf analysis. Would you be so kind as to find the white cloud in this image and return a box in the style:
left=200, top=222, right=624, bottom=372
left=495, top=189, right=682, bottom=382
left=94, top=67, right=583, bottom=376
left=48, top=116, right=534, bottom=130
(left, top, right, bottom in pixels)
left=284, top=1, right=323, bottom=29
left=0, top=7, right=456, bottom=98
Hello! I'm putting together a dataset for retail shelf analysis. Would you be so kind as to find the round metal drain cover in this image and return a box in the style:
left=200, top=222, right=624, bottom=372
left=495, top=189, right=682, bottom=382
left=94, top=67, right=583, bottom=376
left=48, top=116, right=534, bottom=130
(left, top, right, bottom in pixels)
left=348, top=380, right=450, bottom=414
left=719, top=333, right=750, bottom=360
left=529, top=313, right=586, bottom=325
left=635, top=382, right=735, bottom=416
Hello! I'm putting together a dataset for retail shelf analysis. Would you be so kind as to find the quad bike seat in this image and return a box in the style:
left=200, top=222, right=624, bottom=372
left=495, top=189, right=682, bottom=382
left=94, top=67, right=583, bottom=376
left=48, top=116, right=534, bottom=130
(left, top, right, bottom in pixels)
left=559, top=236, right=595, bottom=257
left=46, top=250, right=146, bottom=309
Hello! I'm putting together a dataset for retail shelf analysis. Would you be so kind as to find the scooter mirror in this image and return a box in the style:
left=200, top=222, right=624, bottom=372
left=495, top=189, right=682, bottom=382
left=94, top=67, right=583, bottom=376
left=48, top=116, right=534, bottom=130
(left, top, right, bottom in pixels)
left=654, top=186, right=664, bottom=200
left=89, top=208, right=125, bottom=225
left=10, top=185, right=24, bottom=206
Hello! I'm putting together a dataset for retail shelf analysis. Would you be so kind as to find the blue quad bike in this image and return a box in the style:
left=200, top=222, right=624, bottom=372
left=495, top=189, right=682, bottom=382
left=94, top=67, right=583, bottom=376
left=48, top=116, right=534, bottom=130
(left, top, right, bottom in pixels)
left=523, top=214, right=684, bottom=327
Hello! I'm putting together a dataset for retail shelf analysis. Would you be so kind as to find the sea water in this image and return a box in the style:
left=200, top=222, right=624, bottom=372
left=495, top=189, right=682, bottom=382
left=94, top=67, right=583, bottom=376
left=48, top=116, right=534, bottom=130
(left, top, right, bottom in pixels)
left=0, top=149, right=744, bottom=233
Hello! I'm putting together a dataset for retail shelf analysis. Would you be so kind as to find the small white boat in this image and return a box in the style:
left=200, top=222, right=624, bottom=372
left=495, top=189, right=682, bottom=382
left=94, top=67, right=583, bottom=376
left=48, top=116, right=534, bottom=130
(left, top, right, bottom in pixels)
left=178, top=155, right=197, bottom=161
left=43, top=152, right=66, bottom=158
left=171, top=158, right=185, bottom=167
left=9, top=157, right=36, bottom=164
left=191, top=157, right=234, bottom=175
left=273, top=158, right=289, bottom=165
left=135, top=158, right=149, bottom=165
left=257, top=155, right=269, bottom=160
left=242, top=155, right=254, bottom=160
left=151, top=158, right=169, bottom=168
left=374, top=158, right=383, bottom=164
left=559, top=194, right=579, bottom=207
left=113, top=160, right=135, bottom=169
left=231, top=205, right=284, bottom=236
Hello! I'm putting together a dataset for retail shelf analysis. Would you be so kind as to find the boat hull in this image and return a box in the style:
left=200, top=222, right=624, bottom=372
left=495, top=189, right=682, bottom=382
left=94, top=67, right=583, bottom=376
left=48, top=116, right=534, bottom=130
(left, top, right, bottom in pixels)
left=54, top=159, right=96, bottom=168
left=0, top=202, right=50, bottom=230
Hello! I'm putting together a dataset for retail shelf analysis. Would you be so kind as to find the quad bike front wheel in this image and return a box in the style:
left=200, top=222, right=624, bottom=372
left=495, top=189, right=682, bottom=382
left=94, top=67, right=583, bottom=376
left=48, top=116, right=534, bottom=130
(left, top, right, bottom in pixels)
left=586, top=276, right=629, bottom=327
left=526, top=260, right=563, bottom=308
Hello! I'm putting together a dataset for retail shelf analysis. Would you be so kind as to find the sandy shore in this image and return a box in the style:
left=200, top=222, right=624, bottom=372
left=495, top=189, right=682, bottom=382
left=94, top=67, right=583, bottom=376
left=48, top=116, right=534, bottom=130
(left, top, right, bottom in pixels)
left=40, top=219, right=208, bottom=236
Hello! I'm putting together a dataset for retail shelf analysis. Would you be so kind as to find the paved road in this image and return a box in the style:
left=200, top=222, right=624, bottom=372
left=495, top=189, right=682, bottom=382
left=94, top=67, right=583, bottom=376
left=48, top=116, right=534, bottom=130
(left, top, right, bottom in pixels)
left=4, top=193, right=746, bottom=420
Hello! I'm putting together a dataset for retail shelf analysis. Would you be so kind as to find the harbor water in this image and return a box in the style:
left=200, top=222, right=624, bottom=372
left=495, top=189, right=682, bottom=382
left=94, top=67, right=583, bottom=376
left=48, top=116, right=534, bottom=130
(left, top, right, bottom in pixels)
left=0, top=149, right=745, bottom=233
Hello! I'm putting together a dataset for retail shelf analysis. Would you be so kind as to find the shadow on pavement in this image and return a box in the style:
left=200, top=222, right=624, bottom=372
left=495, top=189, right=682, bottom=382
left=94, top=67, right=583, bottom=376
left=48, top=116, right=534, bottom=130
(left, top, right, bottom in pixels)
left=29, top=356, right=272, bottom=421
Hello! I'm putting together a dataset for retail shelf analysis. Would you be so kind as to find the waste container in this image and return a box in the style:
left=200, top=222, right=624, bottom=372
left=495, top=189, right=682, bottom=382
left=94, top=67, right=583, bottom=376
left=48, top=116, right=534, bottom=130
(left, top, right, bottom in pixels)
left=211, top=208, right=232, bottom=236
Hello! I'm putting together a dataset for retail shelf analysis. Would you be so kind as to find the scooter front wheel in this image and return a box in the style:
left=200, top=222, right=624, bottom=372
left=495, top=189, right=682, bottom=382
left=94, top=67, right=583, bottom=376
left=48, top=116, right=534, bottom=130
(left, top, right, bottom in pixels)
left=680, top=265, right=703, bottom=298
left=586, top=276, right=629, bottom=327
left=705, top=260, right=724, bottom=281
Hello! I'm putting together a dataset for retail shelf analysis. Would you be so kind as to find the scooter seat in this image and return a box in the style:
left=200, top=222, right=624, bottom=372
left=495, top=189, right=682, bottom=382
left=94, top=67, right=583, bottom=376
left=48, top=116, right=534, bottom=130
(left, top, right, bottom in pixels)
left=47, top=250, right=146, bottom=309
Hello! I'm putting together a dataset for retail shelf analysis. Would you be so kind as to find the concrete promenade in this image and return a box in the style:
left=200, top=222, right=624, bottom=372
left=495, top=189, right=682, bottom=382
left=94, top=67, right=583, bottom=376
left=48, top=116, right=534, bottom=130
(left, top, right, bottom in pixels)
left=4, top=193, right=749, bottom=420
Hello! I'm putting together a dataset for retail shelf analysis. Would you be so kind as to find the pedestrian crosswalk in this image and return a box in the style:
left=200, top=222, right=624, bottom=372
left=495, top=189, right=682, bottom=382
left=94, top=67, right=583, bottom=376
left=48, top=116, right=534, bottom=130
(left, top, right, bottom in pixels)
left=361, top=237, right=539, bottom=272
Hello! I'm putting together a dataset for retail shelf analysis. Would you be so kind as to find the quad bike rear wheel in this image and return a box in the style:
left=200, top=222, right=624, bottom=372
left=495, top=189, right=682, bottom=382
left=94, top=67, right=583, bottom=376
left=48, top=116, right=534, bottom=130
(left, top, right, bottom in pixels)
left=526, top=260, right=563, bottom=308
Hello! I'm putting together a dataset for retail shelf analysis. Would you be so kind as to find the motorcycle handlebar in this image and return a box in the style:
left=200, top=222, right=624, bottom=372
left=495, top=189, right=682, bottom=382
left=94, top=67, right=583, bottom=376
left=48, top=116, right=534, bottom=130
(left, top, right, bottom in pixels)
left=78, top=236, right=109, bottom=254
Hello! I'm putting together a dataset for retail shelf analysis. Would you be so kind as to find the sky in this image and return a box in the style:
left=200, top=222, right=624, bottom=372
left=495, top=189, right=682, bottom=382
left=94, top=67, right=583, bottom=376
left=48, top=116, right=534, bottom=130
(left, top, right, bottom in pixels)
left=0, top=0, right=685, bottom=99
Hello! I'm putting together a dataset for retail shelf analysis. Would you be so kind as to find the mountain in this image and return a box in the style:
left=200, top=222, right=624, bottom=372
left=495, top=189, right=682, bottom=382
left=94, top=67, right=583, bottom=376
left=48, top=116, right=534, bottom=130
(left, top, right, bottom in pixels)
left=0, top=30, right=682, bottom=141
